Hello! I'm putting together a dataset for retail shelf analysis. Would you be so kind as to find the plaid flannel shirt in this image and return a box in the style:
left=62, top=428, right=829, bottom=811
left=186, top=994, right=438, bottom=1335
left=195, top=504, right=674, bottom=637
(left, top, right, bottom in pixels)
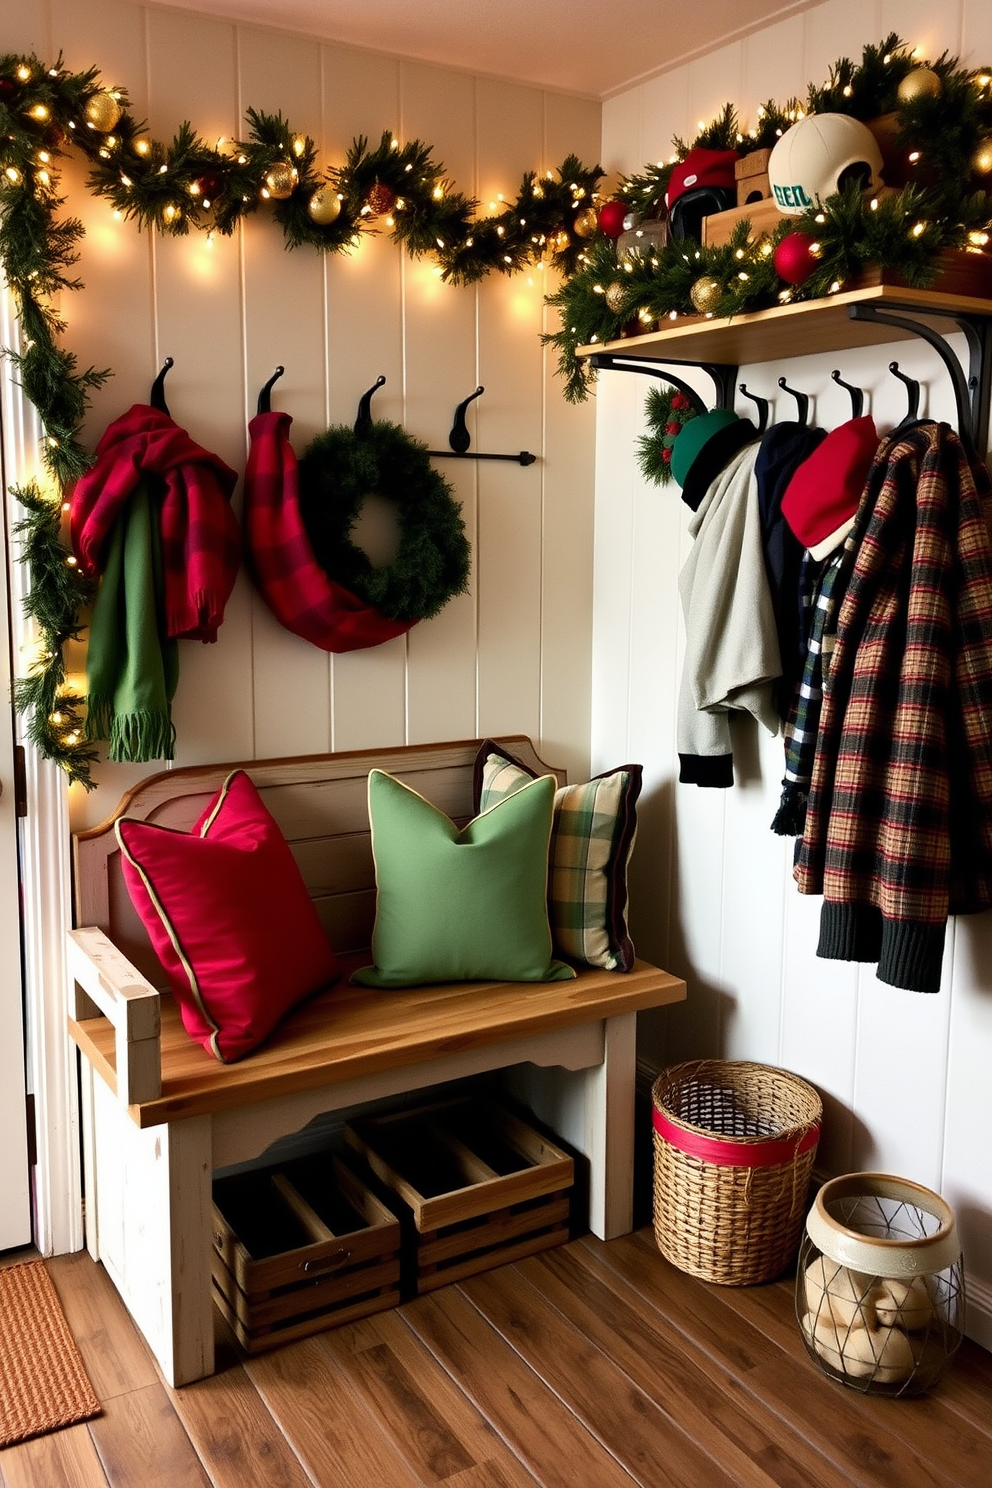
left=794, top=422, right=992, bottom=993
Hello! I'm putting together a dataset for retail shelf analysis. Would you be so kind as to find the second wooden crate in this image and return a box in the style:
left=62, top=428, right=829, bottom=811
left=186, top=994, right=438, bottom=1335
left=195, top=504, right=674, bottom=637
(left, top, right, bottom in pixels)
left=344, top=1098, right=574, bottom=1293
left=212, top=1153, right=401, bottom=1353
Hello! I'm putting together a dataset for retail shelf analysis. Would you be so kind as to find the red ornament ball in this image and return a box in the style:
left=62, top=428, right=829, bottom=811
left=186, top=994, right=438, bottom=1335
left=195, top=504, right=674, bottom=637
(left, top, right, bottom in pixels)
left=365, top=181, right=397, bottom=217
left=195, top=171, right=224, bottom=203
left=597, top=199, right=627, bottom=239
left=773, top=230, right=820, bottom=286
left=0, top=77, right=17, bottom=101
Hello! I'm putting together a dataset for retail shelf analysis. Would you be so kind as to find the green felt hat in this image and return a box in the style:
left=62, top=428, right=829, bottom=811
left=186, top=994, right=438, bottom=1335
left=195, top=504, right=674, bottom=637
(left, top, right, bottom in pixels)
left=670, top=407, right=757, bottom=510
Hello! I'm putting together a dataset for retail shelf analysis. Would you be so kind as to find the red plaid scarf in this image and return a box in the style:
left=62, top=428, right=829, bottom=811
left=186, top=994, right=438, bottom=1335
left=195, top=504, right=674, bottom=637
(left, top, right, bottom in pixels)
left=71, top=405, right=240, bottom=642
left=243, top=410, right=414, bottom=652
left=795, top=422, right=992, bottom=992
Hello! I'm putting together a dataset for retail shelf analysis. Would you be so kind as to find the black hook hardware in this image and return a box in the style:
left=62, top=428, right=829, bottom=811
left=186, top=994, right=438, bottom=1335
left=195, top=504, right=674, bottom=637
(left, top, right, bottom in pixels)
left=777, top=375, right=809, bottom=426
left=355, top=374, right=386, bottom=432
left=256, top=365, right=285, bottom=415
left=738, top=383, right=769, bottom=433
left=831, top=369, right=864, bottom=419
left=427, top=386, right=537, bottom=465
left=889, top=361, right=920, bottom=426
left=150, top=357, right=173, bottom=414
left=449, top=386, right=484, bottom=454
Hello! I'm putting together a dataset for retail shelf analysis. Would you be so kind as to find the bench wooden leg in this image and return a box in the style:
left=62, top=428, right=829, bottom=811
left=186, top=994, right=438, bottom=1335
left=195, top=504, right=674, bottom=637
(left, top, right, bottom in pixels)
left=505, top=1011, right=637, bottom=1241
left=88, top=1077, right=214, bottom=1385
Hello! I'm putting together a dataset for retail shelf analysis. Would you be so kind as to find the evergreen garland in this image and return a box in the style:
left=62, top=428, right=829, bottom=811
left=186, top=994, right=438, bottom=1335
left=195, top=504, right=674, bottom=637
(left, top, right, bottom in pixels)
left=3, top=34, right=992, bottom=784
left=636, top=386, right=699, bottom=485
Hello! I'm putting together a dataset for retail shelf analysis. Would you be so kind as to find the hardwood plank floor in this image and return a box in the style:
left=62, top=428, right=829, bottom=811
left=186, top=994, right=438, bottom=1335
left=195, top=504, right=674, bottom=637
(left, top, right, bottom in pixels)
left=1, top=1229, right=990, bottom=1488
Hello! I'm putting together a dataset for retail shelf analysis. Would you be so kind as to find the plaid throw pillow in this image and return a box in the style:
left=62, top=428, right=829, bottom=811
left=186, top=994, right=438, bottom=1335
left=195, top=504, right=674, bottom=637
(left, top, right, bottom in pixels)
left=473, top=742, right=642, bottom=972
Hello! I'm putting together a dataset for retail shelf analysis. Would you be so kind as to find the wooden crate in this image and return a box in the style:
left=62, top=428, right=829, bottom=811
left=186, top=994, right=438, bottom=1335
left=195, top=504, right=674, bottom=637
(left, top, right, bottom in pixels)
left=848, top=248, right=992, bottom=298
left=211, top=1153, right=401, bottom=1354
left=702, top=196, right=785, bottom=247
left=344, top=1098, right=574, bottom=1293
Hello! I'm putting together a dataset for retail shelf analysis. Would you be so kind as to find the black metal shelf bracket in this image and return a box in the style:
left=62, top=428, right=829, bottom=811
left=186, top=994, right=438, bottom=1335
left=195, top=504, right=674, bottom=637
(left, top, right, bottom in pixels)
left=586, top=352, right=739, bottom=415
left=847, top=301, right=992, bottom=455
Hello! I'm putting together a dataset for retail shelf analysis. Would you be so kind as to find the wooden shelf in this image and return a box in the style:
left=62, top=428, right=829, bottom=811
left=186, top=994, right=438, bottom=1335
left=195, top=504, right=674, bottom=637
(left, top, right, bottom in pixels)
left=577, top=285, right=992, bottom=369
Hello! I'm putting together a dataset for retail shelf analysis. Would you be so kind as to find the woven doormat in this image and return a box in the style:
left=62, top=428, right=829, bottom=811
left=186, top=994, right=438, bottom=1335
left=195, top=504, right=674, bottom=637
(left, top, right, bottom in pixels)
left=0, top=1260, right=101, bottom=1448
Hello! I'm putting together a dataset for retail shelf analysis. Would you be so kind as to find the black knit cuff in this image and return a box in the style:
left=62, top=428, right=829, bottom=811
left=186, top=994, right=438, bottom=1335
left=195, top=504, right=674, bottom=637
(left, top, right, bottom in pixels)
left=817, top=901, right=882, bottom=963
left=878, top=920, right=945, bottom=994
left=679, top=753, right=733, bottom=788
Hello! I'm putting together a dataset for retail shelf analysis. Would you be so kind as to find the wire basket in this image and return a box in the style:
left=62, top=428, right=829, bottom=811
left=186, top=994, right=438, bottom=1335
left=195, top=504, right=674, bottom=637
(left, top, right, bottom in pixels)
left=652, top=1059, right=822, bottom=1286
left=797, top=1173, right=964, bottom=1395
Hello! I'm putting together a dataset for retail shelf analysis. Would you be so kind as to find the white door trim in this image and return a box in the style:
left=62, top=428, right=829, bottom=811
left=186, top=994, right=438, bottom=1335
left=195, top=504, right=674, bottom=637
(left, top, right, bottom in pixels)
left=1, top=284, right=83, bottom=1255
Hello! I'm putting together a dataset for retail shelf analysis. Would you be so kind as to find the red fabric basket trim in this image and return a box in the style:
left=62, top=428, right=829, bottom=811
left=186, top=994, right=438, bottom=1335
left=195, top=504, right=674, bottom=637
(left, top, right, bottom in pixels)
left=652, top=1104, right=820, bottom=1168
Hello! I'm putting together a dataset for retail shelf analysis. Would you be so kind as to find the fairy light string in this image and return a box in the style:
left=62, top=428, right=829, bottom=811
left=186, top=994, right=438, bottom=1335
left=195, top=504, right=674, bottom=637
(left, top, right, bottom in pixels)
left=1, top=32, right=991, bottom=782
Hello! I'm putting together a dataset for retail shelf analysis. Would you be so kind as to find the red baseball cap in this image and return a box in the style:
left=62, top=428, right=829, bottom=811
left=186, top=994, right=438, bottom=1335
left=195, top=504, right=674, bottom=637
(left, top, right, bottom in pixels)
left=781, top=415, right=880, bottom=559
left=665, top=147, right=739, bottom=212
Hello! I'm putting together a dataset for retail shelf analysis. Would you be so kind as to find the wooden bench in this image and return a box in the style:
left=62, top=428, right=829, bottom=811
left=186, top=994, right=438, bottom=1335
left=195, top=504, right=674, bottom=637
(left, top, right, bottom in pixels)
left=67, top=737, right=686, bottom=1385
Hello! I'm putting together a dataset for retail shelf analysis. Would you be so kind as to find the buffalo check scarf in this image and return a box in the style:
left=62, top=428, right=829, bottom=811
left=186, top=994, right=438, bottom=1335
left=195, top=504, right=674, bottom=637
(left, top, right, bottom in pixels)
left=71, top=404, right=239, bottom=642
left=71, top=405, right=239, bottom=762
left=243, top=410, right=413, bottom=652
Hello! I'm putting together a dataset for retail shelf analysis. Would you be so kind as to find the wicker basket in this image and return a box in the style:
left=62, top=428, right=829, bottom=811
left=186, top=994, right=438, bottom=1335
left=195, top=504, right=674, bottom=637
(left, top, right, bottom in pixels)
left=652, top=1060, right=822, bottom=1286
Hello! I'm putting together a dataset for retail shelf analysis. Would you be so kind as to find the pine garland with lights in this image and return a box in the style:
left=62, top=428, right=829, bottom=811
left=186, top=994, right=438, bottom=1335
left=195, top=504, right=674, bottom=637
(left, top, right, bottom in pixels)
left=636, top=386, right=699, bottom=485
left=4, top=35, right=992, bottom=782
left=10, top=481, right=98, bottom=787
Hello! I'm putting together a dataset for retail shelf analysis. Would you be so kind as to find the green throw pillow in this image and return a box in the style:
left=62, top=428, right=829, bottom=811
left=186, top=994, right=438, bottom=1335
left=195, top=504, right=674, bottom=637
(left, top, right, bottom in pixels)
left=351, top=769, right=575, bottom=989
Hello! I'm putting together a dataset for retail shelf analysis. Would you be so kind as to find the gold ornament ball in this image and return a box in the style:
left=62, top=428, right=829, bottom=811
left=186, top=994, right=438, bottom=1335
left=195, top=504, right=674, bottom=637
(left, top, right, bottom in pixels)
left=264, top=160, right=298, bottom=200
left=573, top=205, right=599, bottom=238
left=604, top=281, right=626, bottom=313
left=84, top=90, right=123, bottom=132
left=690, top=275, right=722, bottom=313
left=308, top=184, right=342, bottom=225
left=972, top=137, right=992, bottom=175
left=897, top=67, right=942, bottom=104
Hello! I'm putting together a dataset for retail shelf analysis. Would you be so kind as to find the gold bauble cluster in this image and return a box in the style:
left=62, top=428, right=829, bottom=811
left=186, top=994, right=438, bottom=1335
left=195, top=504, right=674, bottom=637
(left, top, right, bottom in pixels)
left=573, top=205, right=599, bottom=238
left=307, top=184, right=342, bottom=225
left=896, top=67, right=942, bottom=104
left=973, top=138, right=992, bottom=175
left=689, top=275, right=722, bottom=314
left=264, top=160, right=298, bottom=199
left=83, top=90, right=122, bottom=132
left=604, top=281, right=626, bottom=313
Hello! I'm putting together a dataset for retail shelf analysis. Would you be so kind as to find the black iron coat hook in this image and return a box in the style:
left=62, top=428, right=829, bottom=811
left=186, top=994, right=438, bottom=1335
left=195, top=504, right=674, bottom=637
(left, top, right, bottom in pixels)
left=257, top=365, right=285, bottom=414
left=831, top=369, right=865, bottom=419
left=150, top=356, right=174, bottom=414
left=428, top=385, right=536, bottom=466
left=777, top=376, right=810, bottom=426
left=738, top=383, right=769, bottom=433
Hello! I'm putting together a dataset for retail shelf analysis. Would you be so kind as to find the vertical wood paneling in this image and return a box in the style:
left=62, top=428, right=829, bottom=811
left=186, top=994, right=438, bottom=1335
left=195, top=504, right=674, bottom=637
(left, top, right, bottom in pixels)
left=145, top=9, right=254, bottom=767
left=238, top=29, right=331, bottom=759
left=400, top=62, right=480, bottom=745
left=539, top=92, right=600, bottom=777
left=475, top=79, right=546, bottom=742
left=319, top=46, right=407, bottom=752
left=803, top=0, right=882, bottom=83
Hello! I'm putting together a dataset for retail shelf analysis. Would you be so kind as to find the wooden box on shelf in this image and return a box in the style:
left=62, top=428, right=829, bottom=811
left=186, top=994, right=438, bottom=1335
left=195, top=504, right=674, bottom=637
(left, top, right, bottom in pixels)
left=211, top=1153, right=402, bottom=1354
left=344, top=1097, right=574, bottom=1295
left=848, top=248, right=992, bottom=299
left=703, top=196, right=785, bottom=247
left=736, top=148, right=772, bottom=206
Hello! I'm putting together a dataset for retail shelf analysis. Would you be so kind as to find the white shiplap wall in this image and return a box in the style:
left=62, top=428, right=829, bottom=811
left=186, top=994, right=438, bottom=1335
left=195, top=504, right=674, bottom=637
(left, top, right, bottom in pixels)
left=598, top=0, right=992, bottom=1345
left=6, top=0, right=599, bottom=835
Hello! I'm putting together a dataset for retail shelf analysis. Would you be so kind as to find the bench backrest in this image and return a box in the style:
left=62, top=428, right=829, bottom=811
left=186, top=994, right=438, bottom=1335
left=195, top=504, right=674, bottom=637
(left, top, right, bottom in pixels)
left=73, top=736, right=560, bottom=988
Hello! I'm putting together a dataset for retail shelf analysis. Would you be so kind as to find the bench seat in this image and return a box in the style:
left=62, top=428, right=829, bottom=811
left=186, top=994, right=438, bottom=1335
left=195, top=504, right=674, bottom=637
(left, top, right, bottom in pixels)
left=67, top=737, right=686, bottom=1385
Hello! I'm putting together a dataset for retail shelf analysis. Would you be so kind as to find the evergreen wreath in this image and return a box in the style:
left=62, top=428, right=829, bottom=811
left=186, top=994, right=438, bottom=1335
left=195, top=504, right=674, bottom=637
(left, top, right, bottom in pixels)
left=636, top=387, right=699, bottom=485
left=296, top=421, right=471, bottom=623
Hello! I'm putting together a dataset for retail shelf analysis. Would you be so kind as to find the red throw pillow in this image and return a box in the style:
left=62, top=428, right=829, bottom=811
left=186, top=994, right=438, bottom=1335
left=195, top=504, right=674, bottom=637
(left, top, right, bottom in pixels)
left=116, top=770, right=338, bottom=1061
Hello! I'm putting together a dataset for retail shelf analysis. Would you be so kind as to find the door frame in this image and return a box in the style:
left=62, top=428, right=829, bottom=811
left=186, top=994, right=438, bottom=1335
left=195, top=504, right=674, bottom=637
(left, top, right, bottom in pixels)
left=1, top=284, right=83, bottom=1256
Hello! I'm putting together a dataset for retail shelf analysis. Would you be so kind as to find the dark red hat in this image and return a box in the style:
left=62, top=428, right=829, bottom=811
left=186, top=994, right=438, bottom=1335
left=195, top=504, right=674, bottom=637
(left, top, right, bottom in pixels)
left=781, top=415, right=880, bottom=559
left=665, top=147, right=739, bottom=212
